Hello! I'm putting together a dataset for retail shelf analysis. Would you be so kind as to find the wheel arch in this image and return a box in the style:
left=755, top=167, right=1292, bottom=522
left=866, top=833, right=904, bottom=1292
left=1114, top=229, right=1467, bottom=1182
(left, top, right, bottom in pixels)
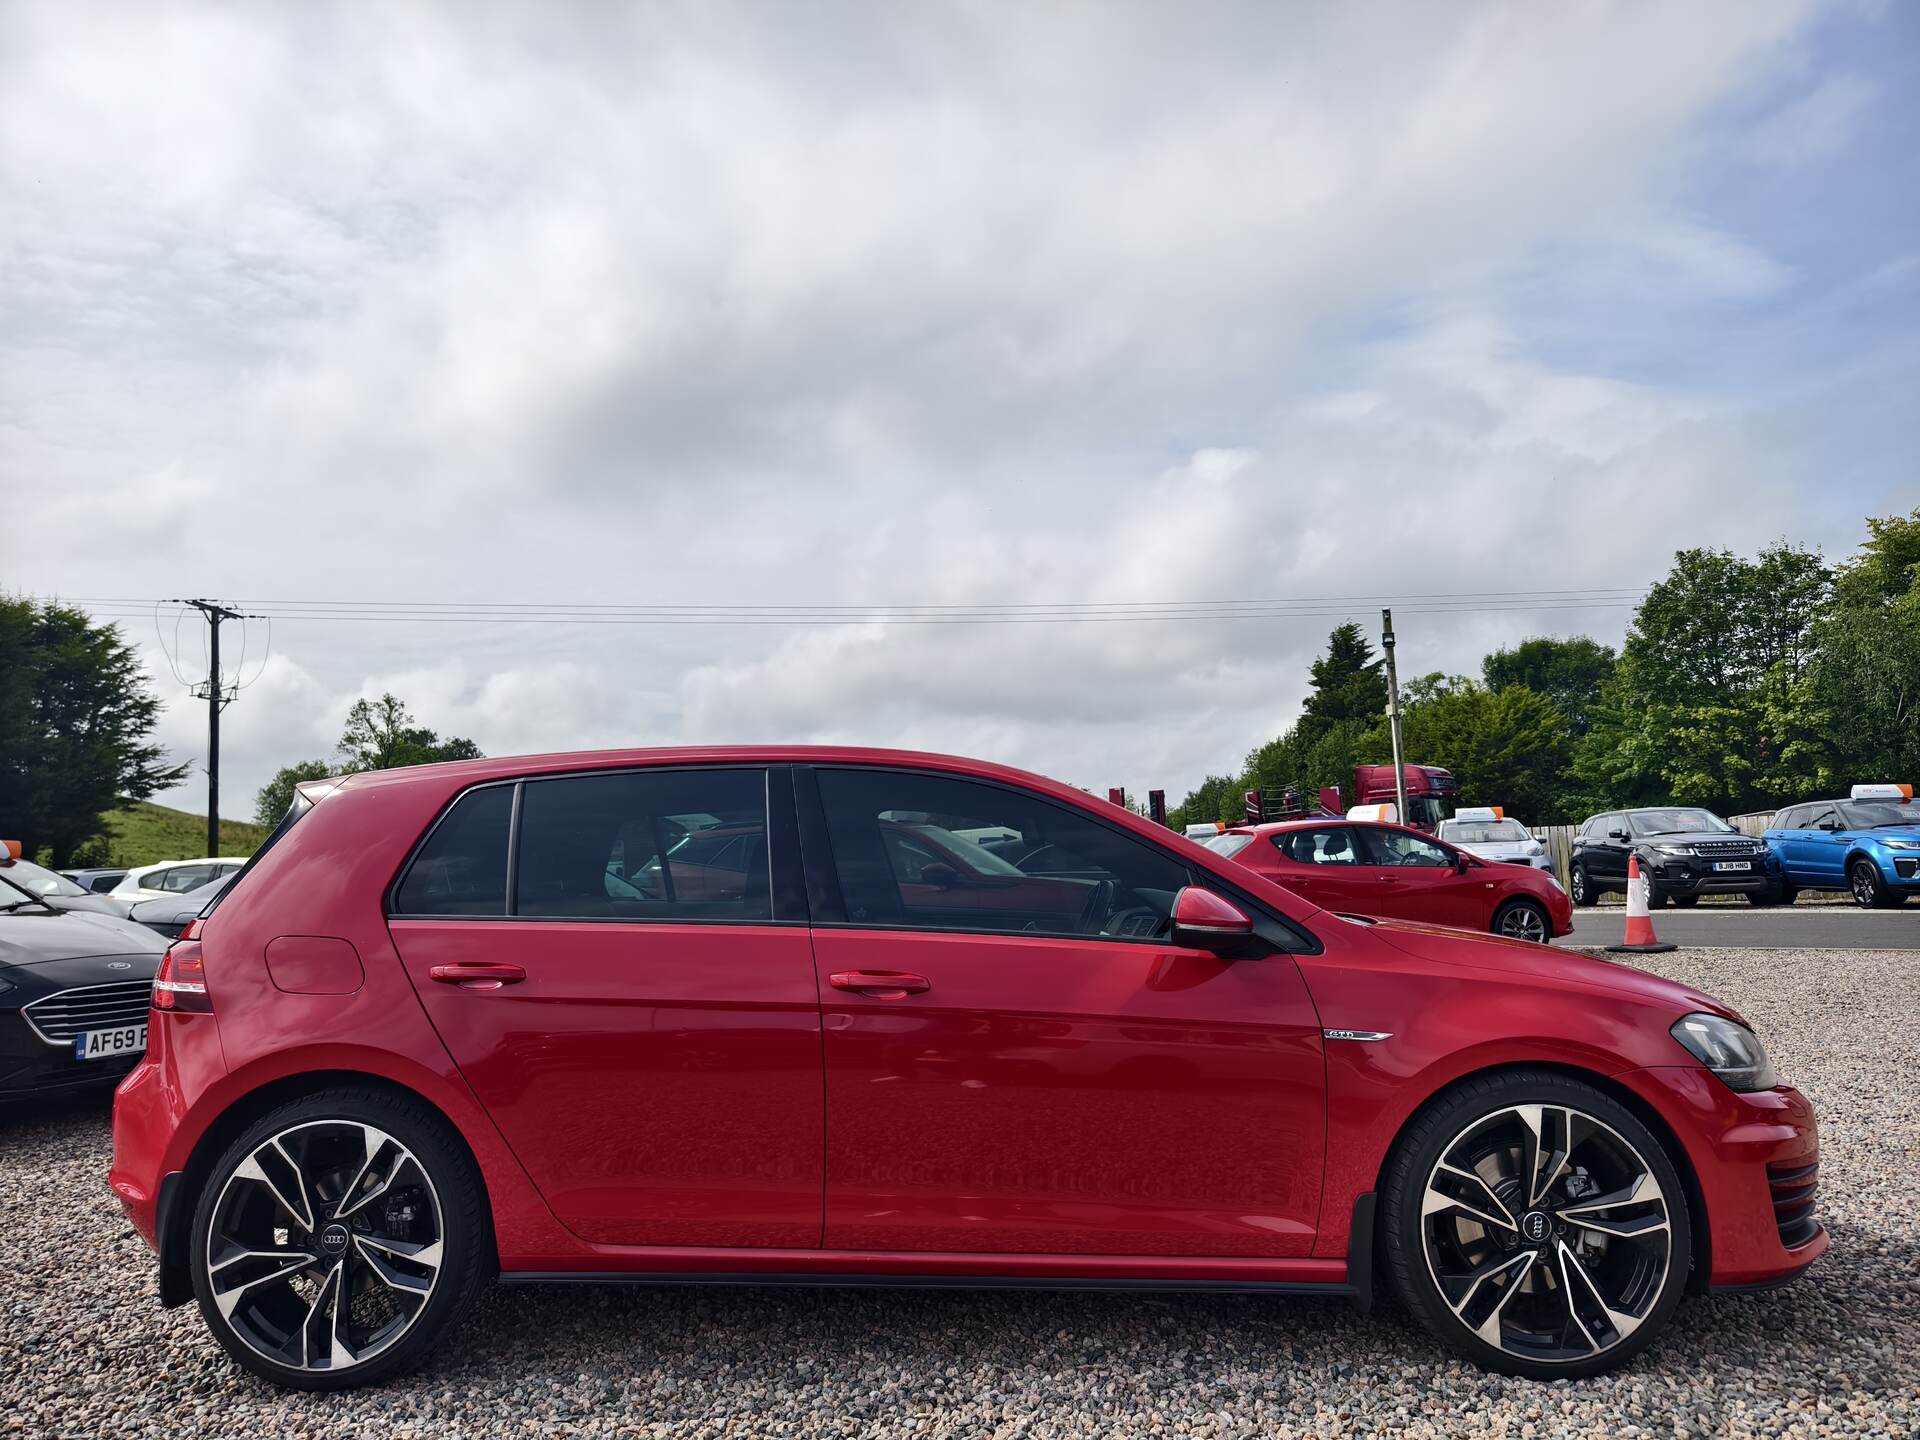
left=1366, top=1059, right=1713, bottom=1298
left=156, top=1069, right=493, bottom=1307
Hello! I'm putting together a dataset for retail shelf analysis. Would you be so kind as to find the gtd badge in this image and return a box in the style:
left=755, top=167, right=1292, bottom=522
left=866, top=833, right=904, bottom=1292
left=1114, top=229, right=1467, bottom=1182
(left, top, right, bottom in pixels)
left=1521, top=1211, right=1551, bottom=1244
left=319, top=1224, right=351, bottom=1255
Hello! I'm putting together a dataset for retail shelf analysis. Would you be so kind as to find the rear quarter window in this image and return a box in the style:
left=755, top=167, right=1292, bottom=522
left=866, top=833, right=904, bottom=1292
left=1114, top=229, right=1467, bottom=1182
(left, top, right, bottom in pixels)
left=392, top=785, right=513, bottom=916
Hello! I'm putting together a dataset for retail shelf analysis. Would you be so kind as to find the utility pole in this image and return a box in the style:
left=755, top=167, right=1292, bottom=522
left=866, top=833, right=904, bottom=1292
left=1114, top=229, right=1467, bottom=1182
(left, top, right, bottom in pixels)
left=174, top=599, right=247, bottom=857
left=1381, top=607, right=1409, bottom=824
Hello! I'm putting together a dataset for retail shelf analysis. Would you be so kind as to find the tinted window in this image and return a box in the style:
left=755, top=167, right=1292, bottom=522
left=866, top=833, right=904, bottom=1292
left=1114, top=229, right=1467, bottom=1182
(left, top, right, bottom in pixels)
left=1772, top=806, right=1804, bottom=830
left=516, top=768, right=770, bottom=921
left=1840, top=799, right=1920, bottom=828
left=1271, top=826, right=1362, bottom=865
left=816, top=769, right=1188, bottom=939
left=157, top=864, right=213, bottom=894
left=1361, top=829, right=1454, bottom=867
left=393, top=784, right=512, bottom=915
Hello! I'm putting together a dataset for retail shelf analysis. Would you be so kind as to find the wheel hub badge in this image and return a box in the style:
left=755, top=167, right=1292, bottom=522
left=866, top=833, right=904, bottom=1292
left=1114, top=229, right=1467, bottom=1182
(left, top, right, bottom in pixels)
left=319, top=1223, right=351, bottom=1256
left=1521, top=1209, right=1551, bottom=1245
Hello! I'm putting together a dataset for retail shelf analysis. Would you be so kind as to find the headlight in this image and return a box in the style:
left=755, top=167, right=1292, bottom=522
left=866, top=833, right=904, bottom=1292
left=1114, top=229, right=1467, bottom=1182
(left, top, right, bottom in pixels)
left=1653, top=843, right=1695, bottom=856
left=1527, top=842, right=1545, bottom=856
left=1885, top=841, right=1920, bottom=852
left=1544, top=871, right=1565, bottom=891
left=1671, top=1012, right=1777, bottom=1091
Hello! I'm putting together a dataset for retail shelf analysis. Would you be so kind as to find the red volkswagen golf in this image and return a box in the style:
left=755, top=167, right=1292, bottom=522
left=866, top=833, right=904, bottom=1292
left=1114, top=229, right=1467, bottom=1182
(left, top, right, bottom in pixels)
left=1204, top=818, right=1575, bottom=942
left=110, top=748, right=1823, bottom=1390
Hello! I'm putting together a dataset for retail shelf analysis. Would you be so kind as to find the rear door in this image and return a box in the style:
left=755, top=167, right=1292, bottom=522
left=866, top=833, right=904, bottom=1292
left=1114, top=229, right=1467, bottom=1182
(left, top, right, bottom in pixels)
left=1241, top=825, right=1378, bottom=912
left=1591, top=814, right=1628, bottom=886
left=805, top=766, right=1326, bottom=1258
left=1800, top=804, right=1850, bottom=887
left=388, top=765, right=825, bottom=1248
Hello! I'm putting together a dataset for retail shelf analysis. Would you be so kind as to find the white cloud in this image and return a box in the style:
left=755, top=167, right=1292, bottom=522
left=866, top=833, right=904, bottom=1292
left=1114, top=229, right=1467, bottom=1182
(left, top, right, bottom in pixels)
left=1742, top=74, right=1878, bottom=167
left=1, top=0, right=1896, bottom=817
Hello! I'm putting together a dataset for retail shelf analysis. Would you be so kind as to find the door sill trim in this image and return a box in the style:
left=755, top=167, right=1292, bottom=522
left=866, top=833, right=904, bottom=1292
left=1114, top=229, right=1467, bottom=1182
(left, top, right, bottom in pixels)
left=499, top=1269, right=1357, bottom=1296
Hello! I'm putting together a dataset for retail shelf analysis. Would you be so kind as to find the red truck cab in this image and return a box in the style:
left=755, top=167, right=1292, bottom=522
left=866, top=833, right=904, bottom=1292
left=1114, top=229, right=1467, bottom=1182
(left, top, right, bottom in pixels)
left=1351, top=764, right=1458, bottom=833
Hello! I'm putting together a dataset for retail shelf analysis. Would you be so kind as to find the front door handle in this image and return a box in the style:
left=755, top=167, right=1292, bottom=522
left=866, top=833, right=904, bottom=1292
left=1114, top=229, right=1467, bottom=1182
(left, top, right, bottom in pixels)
left=429, top=961, right=527, bottom=990
left=829, top=970, right=931, bottom=998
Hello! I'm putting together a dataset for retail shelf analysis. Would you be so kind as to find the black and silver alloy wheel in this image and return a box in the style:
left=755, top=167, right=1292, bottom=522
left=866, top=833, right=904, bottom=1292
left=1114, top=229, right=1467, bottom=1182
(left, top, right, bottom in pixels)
left=190, top=1089, right=487, bottom=1390
left=1850, top=858, right=1885, bottom=908
left=203, top=1121, right=442, bottom=1373
left=1568, top=864, right=1591, bottom=906
left=1383, top=1071, right=1691, bottom=1378
left=1493, top=901, right=1549, bottom=945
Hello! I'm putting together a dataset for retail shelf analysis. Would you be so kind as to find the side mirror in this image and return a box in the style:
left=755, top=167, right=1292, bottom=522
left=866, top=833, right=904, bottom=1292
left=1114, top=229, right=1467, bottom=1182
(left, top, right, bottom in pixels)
left=1170, top=886, right=1259, bottom=959
left=1608, top=829, right=1630, bottom=842
left=919, top=862, right=959, bottom=889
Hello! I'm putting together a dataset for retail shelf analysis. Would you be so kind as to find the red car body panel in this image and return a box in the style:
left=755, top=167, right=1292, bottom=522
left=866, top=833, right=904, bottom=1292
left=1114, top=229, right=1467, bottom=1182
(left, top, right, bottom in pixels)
left=109, top=745, right=1821, bottom=1297
left=1215, top=819, right=1575, bottom=937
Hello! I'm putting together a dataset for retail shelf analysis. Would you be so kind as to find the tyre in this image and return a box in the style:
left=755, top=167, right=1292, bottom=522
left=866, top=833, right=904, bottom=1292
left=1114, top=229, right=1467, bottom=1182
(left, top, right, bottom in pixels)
left=189, top=1087, right=490, bottom=1390
left=1849, top=858, right=1897, bottom=909
left=1745, top=882, right=1786, bottom=907
left=1380, top=1069, right=1692, bottom=1379
left=1642, top=879, right=1668, bottom=908
left=1670, top=894, right=1699, bottom=909
left=1568, top=864, right=1594, bottom=907
left=1492, top=900, right=1551, bottom=945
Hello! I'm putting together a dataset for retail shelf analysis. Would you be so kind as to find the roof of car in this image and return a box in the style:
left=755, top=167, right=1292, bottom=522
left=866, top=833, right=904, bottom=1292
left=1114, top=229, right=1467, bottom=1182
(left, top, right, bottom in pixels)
left=1222, top=817, right=1428, bottom=837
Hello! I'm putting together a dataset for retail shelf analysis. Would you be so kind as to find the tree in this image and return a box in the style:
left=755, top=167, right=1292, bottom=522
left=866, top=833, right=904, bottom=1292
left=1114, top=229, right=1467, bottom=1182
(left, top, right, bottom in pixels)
left=1482, top=637, right=1617, bottom=736
left=1300, top=622, right=1387, bottom=739
left=1574, top=543, right=1833, bottom=814
left=1811, top=508, right=1920, bottom=785
left=0, top=596, right=187, bottom=865
left=253, top=759, right=335, bottom=827
left=1361, top=682, right=1573, bottom=822
left=253, top=692, right=484, bottom=824
left=1168, top=774, right=1244, bottom=831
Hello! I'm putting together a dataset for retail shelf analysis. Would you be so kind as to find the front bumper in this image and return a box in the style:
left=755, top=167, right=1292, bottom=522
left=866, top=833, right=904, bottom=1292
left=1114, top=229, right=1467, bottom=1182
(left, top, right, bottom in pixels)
left=1643, top=854, right=1771, bottom=896
left=1616, top=1066, right=1827, bottom=1289
left=0, top=1009, right=139, bottom=1100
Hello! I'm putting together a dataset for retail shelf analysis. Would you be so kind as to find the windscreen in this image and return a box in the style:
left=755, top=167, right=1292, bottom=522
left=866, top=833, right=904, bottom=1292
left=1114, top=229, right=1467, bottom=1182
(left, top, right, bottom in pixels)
left=1840, top=799, right=1920, bottom=828
left=1629, top=808, right=1733, bottom=836
left=1445, top=819, right=1531, bottom=844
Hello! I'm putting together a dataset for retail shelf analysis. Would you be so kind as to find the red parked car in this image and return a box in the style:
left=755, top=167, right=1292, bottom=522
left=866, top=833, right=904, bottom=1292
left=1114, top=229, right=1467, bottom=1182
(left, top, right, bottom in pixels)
left=1204, top=818, right=1574, bottom=943
left=110, top=747, right=1822, bottom=1390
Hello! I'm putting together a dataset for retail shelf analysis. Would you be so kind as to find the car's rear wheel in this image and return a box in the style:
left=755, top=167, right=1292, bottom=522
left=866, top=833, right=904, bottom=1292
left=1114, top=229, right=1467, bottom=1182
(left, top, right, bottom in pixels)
left=189, top=1088, right=489, bottom=1390
left=1491, top=900, right=1551, bottom=944
left=1568, top=864, right=1594, bottom=907
left=1381, top=1070, right=1691, bottom=1379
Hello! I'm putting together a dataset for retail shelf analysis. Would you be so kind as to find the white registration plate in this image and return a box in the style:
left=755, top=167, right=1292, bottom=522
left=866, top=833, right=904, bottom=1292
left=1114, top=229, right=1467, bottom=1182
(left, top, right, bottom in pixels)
left=74, top=1024, right=147, bottom=1061
left=1711, top=861, right=1753, bottom=873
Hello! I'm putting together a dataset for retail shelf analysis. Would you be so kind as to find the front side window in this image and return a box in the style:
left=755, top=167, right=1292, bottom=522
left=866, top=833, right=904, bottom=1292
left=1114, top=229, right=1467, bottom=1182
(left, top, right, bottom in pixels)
left=815, top=768, right=1187, bottom=939
left=1271, top=826, right=1362, bottom=866
left=1362, top=829, right=1455, bottom=868
left=517, top=768, right=770, bottom=921
left=393, top=784, right=512, bottom=915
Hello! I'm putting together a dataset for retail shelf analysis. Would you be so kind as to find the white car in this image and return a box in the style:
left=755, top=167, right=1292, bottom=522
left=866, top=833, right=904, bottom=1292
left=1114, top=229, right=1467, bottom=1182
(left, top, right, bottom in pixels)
left=108, top=857, right=247, bottom=902
left=1436, top=809, right=1555, bottom=872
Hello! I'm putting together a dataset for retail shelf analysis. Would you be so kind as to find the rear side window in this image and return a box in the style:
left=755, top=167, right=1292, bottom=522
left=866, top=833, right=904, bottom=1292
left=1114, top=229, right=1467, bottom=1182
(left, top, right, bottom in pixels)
left=393, top=785, right=513, bottom=916
left=814, top=768, right=1187, bottom=939
left=515, top=768, right=770, bottom=922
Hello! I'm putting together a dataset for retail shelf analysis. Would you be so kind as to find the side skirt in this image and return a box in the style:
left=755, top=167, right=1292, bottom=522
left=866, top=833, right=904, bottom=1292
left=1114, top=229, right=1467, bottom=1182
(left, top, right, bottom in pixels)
left=500, top=1271, right=1359, bottom=1297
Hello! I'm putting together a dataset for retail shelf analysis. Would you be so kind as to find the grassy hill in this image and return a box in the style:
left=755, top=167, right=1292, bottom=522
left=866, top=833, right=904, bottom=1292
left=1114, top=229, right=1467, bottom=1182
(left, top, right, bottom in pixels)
left=99, top=802, right=270, bottom=867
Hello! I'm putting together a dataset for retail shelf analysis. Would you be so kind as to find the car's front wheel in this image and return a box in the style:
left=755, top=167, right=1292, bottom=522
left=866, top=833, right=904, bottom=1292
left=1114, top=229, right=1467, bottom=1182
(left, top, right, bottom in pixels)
left=1491, top=899, right=1551, bottom=944
left=189, top=1087, right=490, bottom=1390
left=1849, top=858, right=1897, bottom=908
left=1380, top=1069, right=1691, bottom=1379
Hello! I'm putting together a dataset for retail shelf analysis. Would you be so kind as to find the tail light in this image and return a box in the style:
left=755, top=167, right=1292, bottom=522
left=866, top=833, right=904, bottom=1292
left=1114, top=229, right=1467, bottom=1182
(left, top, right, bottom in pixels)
left=152, top=921, right=212, bottom=1013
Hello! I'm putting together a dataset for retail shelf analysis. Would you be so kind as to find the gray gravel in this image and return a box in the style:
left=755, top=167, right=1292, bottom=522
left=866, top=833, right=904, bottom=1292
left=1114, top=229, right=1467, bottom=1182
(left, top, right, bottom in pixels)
left=4, top=946, right=1915, bottom=1438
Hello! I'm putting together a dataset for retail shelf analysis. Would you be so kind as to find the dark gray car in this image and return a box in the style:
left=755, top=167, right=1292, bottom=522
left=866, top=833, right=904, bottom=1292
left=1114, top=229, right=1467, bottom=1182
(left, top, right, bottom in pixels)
left=127, top=873, right=235, bottom=940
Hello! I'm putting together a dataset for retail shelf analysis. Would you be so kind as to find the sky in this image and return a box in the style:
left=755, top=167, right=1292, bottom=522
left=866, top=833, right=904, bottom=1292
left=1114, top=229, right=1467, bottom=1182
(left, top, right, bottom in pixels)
left=2, top=0, right=1916, bottom=821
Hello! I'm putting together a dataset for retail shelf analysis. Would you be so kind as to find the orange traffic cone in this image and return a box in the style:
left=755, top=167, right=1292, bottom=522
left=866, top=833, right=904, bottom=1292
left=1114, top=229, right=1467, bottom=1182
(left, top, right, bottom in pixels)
left=1606, top=855, right=1677, bottom=954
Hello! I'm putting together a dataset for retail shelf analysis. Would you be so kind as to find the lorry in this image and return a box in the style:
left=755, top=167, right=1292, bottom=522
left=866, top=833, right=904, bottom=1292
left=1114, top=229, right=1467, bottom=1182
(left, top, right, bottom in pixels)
left=1241, top=763, right=1458, bottom=833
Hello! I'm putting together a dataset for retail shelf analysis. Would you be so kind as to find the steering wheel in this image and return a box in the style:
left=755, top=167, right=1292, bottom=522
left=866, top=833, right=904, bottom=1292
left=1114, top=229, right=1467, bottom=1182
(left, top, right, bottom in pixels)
left=1078, top=878, right=1117, bottom=932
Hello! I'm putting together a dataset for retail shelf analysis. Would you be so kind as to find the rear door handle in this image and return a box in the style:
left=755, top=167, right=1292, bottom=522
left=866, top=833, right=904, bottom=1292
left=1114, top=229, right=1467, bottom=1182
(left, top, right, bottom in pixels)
left=429, top=961, right=527, bottom=990
left=829, top=970, right=931, bottom=998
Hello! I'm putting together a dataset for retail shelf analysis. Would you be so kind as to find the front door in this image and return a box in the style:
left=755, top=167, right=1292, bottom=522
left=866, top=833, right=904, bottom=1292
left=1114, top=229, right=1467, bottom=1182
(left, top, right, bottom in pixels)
left=805, top=766, right=1326, bottom=1258
left=388, top=766, right=825, bottom=1248
left=1353, top=826, right=1491, bottom=930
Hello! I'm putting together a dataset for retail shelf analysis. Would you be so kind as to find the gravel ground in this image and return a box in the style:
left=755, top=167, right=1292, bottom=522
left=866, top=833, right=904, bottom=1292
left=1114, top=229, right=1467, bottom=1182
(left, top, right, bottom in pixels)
left=3, top=946, right=1915, bottom=1439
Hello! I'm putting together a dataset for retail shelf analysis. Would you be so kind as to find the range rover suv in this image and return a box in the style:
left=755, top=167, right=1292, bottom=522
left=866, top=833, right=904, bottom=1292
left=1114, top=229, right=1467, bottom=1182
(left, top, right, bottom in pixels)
left=1567, top=807, right=1773, bottom=907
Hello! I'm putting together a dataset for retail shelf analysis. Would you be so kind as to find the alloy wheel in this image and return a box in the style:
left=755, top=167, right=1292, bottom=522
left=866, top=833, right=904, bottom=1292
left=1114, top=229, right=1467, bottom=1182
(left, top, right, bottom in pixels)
left=1496, top=905, right=1549, bottom=944
left=1569, top=867, right=1589, bottom=906
left=203, top=1120, right=444, bottom=1374
left=1420, top=1104, right=1672, bottom=1365
left=1850, top=861, right=1879, bottom=908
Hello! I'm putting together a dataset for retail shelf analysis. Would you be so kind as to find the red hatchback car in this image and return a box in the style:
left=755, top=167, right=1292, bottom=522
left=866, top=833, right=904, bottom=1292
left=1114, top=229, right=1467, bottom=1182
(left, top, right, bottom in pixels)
left=110, top=747, right=1824, bottom=1390
left=1205, top=819, right=1575, bottom=943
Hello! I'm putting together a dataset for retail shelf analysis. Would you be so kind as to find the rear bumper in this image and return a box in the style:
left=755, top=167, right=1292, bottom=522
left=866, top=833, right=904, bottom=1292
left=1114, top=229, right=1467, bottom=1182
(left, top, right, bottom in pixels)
left=1615, top=1067, right=1827, bottom=1289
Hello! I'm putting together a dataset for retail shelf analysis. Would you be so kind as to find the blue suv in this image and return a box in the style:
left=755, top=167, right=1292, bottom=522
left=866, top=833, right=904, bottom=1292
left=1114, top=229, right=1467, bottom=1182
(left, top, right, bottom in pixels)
left=1763, top=785, right=1920, bottom=908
